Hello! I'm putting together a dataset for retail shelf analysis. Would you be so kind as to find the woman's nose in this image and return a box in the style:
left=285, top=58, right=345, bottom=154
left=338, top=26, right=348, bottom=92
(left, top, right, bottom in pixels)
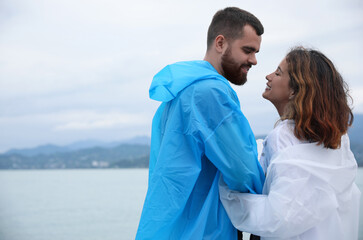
left=265, top=73, right=272, bottom=81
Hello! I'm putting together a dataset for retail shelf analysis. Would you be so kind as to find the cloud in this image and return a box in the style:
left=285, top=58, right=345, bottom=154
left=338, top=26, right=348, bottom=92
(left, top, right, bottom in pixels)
left=350, top=87, right=363, bottom=112
left=54, top=111, right=149, bottom=131
left=0, top=110, right=154, bottom=152
left=0, top=0, right=362, bottom=151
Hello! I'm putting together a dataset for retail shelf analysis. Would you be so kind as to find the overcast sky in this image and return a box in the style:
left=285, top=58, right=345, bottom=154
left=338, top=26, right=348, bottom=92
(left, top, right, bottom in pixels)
left=0, top=0, right=362, bottom=152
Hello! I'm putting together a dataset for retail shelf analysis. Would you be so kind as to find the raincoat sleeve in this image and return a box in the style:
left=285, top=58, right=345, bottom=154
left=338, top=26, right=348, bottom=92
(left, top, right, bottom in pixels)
left=219, top=159, right=339, bottom=238
left=193, top=80, right=265, bottom=194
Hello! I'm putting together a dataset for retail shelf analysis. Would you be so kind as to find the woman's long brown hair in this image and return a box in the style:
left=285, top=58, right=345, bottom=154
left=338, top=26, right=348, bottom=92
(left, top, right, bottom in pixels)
left=282, top=47, right=353, bottom=149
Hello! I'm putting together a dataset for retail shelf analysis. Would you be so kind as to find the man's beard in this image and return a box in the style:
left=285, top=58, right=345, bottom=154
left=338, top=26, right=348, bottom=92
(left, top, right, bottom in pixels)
left=221, top=47, right=248, bottom=85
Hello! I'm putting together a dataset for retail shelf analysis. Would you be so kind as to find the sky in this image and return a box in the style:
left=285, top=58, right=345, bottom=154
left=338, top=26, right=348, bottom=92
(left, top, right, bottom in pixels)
left=0, top=0, right=362, bottom=153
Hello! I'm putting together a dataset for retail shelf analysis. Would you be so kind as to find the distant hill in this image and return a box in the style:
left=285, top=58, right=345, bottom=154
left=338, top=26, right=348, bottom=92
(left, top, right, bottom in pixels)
left=5, top=136, right=151, bottom=157
left=1, top=136, right=151, bottom=169
left=0, top=114, right=361, bottom=169
left=0, top=143, right=150, bottom=169
left=5, top=144, right=73, bottom=157
left=349, top=114, right=363, bottom=145
left=349, top=114, right=363, bottom=167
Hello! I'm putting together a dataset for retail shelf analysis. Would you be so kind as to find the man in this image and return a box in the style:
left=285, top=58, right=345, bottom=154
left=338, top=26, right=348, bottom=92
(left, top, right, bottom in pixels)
left=136, top=7, right=265, bottom=239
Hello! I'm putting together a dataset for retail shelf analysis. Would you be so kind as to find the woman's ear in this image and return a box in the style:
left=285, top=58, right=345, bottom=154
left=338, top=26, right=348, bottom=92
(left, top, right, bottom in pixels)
left=289, top=91, right=295, bottom=100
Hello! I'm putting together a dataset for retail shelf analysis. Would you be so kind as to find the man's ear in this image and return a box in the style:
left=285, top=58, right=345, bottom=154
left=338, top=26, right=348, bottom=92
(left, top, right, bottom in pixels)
left=215, top=35, right=227, bottom=53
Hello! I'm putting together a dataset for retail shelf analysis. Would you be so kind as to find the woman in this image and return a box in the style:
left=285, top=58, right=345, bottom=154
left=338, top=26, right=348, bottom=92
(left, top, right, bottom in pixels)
left=219, top=47, right=360, bottom=239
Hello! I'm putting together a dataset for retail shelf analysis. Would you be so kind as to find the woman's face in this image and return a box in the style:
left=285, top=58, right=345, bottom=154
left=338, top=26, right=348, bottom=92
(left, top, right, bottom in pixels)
left=263, top=58, right=294, bottom=114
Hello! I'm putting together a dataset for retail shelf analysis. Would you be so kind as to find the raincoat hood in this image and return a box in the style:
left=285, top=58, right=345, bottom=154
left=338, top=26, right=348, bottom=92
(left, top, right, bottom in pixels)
left=149, top=60, right=228, bottom=102
left=272, top=134, right=357, bottom=194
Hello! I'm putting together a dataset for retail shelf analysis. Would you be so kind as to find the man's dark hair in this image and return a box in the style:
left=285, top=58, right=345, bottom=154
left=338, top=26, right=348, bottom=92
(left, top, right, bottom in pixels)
left=207, top=7, right=264, bottom=49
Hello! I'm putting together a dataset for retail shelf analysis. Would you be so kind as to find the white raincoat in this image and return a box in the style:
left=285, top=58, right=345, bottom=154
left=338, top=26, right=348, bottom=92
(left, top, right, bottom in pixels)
left=219, top=120, right=361, bottom=240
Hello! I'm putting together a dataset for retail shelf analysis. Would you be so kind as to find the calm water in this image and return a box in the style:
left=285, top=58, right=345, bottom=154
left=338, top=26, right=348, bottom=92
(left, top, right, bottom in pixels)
left=0, top=168, right=362, bottom=240
left=0, top=169, right=148, bottom=240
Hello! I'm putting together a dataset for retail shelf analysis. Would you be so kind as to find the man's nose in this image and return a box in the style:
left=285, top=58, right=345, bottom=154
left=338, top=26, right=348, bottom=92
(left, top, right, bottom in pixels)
left=249, top=54, right=257, bottom=65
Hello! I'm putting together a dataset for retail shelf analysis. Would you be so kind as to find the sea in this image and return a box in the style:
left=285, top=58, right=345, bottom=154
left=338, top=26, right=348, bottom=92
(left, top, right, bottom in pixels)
left=0, top=168, right=362, bottom=240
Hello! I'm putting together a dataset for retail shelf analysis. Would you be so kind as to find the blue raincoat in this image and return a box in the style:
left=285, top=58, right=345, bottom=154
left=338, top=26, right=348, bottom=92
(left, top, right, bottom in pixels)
left=136, top=60, right=265, bottom=240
